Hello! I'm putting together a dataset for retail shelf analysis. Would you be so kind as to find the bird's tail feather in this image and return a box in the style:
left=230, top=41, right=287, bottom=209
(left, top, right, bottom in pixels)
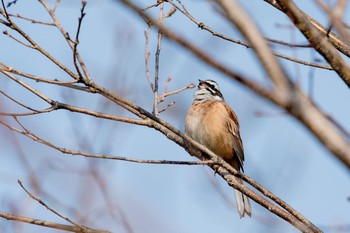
left=234, top=188, right=252, bottom=218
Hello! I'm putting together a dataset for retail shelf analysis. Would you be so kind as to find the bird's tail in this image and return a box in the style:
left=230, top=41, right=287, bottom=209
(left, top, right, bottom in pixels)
left=234, top=186, right=252, bottom=218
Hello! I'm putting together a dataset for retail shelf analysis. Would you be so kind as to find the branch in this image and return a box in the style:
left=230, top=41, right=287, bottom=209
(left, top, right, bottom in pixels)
left=72, top=0, right=87, bottom=81
left=216, top=0, right=292, bottom=100
left=0, top=63, right=78, bottom=85
left=275, top=0, right=350, bottom=88
left=38, top=0, right=92, bottom=81
left=152, top=2, right=164, bottom=116
left=0, top=211, right=111, bottom=233
left=0, top=7, right=79, bottom=80
left=17, top=180, right=110, bottom=233
left=167, top=0, right=332, bottom=70
left=0, top=118, right=214, bottom=166
left=7, top=13, right=56, bottom=26
left=263, top=0, right=350, bottom=58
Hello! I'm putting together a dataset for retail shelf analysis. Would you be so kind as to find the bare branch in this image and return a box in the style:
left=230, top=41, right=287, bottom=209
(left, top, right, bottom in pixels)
left=144, top=25, right=154, bottom=91
left=14, top=181, right=110, bottom=233
left=0, top=211, right=111, bottom=233
left=159, top=80, right=196, bottom=102
left=1, top=70, right=54, bottom=105
left=0, top=63, right=78, bottom=85
left=0, top=118, right=214, bottom=166
left=38, top=0, right=91, bottom=81
left=315, top=0, right=350, bottom=46
left=275, top=0, right=350, bottom=88
left=53, top=0, right=60, bottom=12
left=18, top=180, right=100, bottom=232
left=152, top=2, right=164, bottom=116
left=167, top=0, right=332, bottom=70
left=264, top=0, right=350, bottom=58
left=72, top=0, right=87, bottom=81
left=0, top=7, right=79, bottom=79
left=142, top=1, right=164, bottom=11
left=7, top=13, right=56, bottom=26
left=216, top=0, right=291, bottom=97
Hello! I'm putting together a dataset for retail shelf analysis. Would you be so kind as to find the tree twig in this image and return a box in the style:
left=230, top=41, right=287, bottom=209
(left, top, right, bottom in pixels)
left=18, top=180, right=105, bottom=233
left=0, top=211, right=111, bottom=233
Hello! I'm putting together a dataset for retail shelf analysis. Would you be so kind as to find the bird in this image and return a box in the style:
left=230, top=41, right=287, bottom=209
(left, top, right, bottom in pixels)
left=185, top=79, right=252, bottom=218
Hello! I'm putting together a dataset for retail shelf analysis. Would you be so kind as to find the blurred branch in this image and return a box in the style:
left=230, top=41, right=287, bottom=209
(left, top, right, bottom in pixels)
left=315, top=0, right=350, bottom=46
left=144, top=24, right=154, bottom=90
left=152, top=2, right=164, bottom=116
left=167, top=0, right=332, bottom=70
left=275, top=0, right=350, bottom=88
left=216, top=0, right=291, bottom=99
left=0, top=211, right=111, bottom=233
left=263, top=0, right=350, bottom=58
left=17, top=180, right=110, bottom=233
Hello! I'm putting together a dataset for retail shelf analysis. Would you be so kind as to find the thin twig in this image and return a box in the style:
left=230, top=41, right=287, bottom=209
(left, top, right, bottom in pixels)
left=167, top=0, right=332, bottom=71
left=153, top=2, right=164, bottom=116
left=1, top=0, right=9, bottom=19
left=159, top=101, right=175, bottom=113
left=144, top=24, right=154, bottom=91
left=142, top=1, right=164, bottom=11
left=163, top=7, right=176, bottom=18
left=0, top=7, right=79, bottom=79
left=0, top=63, right=78, bottom=85
left=72, top=0, right=87, bottom=81
left=159, top=79, right=195, bottom=102
left=2, top=30, right=36, bottom=49
left=53, top=0, right=60, bottom=12
left=38, top=0, right=92, bottom=81
left=7, top=13, right=56, bottom=26
left=163, top=82, right=196, bottom=99
left=267, top=37, right=312, bottom=48
left=18, top=180, right=86, bottom=230
left=0, top=107, right=56, bottom=117
left=0, top=119, right=215, bottom=166
left=0, top=89, right=41, bottom=112
left=1, top=70, right=54, bottom=104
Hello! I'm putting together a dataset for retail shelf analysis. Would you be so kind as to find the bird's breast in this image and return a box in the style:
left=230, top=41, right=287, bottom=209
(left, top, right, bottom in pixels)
left=185, top=101, right=233, bottom=160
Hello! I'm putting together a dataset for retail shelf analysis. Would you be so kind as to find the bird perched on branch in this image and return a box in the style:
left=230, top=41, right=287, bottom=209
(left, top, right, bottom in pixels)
left=185, top=79, right=251, bottom=218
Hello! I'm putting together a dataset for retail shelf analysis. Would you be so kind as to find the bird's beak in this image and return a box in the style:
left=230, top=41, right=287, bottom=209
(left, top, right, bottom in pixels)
left=198, top=79, right=204, bottom=88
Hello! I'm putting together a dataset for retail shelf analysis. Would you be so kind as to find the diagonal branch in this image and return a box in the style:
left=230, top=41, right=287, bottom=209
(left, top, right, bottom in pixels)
left=38, top=0, right=92, bottom=81
left=0, top=7, right=79, bottom=80
left=0, top=211, right=111, bottom=233
left=264, top=0, right=350, bottom=58
left=167, top=0, right=331, bottom=70
left=275, top=0, right=350, bottom=88
left=215, top=0, right=292, bottom=101
left=14, top=180, right=111, bottom=233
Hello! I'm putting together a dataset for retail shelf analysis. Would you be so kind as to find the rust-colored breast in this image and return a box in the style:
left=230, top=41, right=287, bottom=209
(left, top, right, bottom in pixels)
left=185, top=100, right=244, bottom=170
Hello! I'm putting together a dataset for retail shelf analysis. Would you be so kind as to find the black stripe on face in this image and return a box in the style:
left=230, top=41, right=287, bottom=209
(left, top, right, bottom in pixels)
left=201, top=80, right=223, bottom=99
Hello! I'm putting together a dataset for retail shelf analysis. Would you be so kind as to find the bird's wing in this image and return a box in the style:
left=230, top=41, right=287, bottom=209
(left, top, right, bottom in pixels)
left=224, top=103, right=245, bottom=171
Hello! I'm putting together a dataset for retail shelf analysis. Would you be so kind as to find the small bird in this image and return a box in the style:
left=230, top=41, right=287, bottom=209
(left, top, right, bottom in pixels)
left=185, top=79, right=252, bottom=218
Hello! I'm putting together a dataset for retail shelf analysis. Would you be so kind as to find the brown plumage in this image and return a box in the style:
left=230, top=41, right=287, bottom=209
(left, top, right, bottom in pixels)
left=185, top=79, right=251, bottom=218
